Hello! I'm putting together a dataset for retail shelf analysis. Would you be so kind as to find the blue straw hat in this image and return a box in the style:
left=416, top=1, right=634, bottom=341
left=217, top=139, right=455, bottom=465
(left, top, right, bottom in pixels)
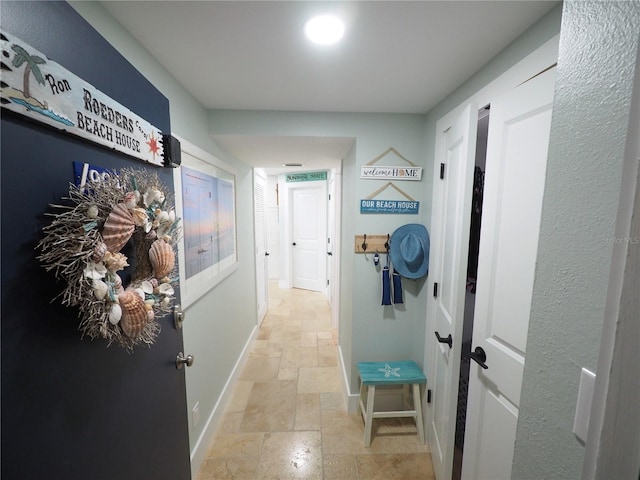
left=389, top=224, right=430, bottom=279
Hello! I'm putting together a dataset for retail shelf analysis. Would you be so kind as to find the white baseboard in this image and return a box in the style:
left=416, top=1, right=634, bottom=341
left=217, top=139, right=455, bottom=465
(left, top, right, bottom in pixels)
left=189, top=324, right=258, bottom=480
left=338, top=345, right=360, bottom=413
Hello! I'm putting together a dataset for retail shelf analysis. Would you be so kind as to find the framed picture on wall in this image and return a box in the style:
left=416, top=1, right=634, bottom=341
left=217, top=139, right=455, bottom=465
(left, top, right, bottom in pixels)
left=173, top=137, right=238, bottom=308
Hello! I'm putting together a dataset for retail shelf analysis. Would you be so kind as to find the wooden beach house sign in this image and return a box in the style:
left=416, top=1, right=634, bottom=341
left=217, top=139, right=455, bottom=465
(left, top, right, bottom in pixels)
left=0, top=29, right=165, bottom=167
left=360, top=182, right=420, bottom=214
left=361, top=147, right=422, bottom=181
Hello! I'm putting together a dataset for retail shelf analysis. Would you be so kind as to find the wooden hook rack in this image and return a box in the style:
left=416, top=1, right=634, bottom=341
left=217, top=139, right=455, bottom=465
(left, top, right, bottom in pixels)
left=354, top=234, right=390, bottom=253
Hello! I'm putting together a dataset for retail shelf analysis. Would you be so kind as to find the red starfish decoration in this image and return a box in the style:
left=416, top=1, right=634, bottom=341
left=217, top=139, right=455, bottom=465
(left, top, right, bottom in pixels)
left=146, top=131, right=160, bottom=162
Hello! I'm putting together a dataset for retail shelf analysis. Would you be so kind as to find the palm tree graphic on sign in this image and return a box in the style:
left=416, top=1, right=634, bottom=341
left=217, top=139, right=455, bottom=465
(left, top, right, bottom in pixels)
left=11, top=44, right=45, bottom=99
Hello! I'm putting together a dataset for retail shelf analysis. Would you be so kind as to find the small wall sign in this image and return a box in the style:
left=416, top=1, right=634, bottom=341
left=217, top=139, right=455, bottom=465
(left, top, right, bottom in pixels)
left=361, top=166, right=422, bottom=180
left=360, top=199, right=420, bottom=214
left=362, top=147, right=423, bottom=181
left=285, top=171, right=327, bottom=182
left=73, top=161, right=114, bottom=191
left=0, top=29, right=165, bottom=167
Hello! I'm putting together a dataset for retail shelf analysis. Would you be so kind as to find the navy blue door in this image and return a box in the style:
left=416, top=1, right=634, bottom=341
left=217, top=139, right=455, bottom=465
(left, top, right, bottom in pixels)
left=1, top=3, right=191, bottom=479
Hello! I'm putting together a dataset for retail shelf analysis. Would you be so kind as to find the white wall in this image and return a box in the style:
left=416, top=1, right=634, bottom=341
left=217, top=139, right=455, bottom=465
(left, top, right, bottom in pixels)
left=69, top=3, right=259, bottom=478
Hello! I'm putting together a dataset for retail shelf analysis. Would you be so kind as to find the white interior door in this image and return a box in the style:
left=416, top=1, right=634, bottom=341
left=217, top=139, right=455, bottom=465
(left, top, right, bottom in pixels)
left=291, top=183, right=327, bottom=292
left=428, top=105, right=478, bottom=480
left=462, top=67, right=556, bottom=480
left=254, top=170, right=268, bottom=324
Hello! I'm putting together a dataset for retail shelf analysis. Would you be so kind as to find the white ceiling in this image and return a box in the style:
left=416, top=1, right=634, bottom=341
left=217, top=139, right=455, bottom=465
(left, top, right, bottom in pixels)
left=101, top=1, right=557, bottom=172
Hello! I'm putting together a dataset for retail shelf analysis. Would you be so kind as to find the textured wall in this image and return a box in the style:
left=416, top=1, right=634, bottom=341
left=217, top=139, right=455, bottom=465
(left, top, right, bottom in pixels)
left=513, top=2, right=640, bottom=478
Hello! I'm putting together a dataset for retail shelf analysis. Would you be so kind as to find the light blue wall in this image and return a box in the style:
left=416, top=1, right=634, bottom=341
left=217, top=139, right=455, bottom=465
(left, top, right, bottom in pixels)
left=69, top=1, right=258, bottom=461
left=209, top=111, right=429, bottom=392
left=513, top=2, right=640, bottom=477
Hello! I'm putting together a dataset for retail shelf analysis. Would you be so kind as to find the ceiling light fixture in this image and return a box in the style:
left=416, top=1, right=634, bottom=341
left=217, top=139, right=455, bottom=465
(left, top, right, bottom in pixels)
left=305, top=15, right=345, bottom=45
left=282, top=163, right=303, bottom=167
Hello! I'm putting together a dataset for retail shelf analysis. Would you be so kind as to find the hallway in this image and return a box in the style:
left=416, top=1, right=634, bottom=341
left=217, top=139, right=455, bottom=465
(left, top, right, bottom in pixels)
left=197, top=282, right=435, bottom=479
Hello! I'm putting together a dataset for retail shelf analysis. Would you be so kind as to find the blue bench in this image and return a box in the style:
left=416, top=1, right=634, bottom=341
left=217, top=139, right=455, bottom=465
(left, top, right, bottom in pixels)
left=357, top=360, right=427, bottom=447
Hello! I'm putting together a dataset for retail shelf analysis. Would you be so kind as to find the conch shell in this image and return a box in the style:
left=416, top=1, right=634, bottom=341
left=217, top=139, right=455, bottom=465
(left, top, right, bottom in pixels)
left=92, top=242, right=108, bottom=263
left=149, top=239, right=175, bottom=279
left=118, top=290, right=148, bottom=337
left=102, top=203, right=135, bottom=253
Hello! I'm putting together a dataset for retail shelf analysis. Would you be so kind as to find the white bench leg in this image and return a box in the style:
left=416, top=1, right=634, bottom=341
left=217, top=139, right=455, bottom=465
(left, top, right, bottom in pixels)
left=364, top=385, right=375, bottom=447
left=413, top=383, right=425, bottom=444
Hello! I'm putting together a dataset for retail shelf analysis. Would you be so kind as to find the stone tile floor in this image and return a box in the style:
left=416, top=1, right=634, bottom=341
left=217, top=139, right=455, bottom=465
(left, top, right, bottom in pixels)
left=198, top=282, right=435, bottom=480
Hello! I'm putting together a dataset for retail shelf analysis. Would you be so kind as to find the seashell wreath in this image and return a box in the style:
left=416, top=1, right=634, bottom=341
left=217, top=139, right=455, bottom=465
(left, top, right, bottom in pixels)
left=37, top=167, right=181, bottom=350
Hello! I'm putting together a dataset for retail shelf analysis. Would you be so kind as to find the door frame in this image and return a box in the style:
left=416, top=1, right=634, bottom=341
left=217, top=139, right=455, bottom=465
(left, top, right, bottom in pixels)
left=583, top=46, right=640, bottom=479
left=278, top=176, right=329, bottom=295
left=253, top=168, right=269, bottom=325
left=327, top=167, right=342, bottom=328
left=428, top=103, right=478, bottom=480
left=424, top=35, right=560, bottom=479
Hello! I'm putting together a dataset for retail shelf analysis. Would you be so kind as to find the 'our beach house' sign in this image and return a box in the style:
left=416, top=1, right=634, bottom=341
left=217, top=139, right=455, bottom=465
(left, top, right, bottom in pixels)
left=0, top=30, right=165, bottom=167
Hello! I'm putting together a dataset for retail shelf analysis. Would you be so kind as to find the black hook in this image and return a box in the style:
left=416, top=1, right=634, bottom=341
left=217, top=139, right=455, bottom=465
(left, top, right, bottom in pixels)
left=435, top=331, right=453, bottom=348
left=362, top=234, right=367, bottom=252
left=384, top=234, right=390, bottom=252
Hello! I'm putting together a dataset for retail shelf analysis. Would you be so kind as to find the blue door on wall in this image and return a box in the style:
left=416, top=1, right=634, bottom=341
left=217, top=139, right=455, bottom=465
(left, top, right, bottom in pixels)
left=0, top=2, right=191, bottom=479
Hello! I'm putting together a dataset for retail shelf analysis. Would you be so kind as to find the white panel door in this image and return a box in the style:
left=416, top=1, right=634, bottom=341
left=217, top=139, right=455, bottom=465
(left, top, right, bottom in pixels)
left=429, top=105, right=477, bottom=480
left=254, top=171, right=268, bottom=324
left=291, top=184, right=327, bottom=292
left=462, top=67, right=556, bottom=480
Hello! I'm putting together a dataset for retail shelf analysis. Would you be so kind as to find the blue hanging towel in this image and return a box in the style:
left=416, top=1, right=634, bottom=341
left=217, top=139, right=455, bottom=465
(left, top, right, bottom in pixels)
left=392, top=269, right=403, bottom=304
left=381, top=253, right=392, bottom=305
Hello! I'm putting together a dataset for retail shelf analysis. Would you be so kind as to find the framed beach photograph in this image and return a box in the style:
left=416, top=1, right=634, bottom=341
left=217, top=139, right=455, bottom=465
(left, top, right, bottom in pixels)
left=173, top=137, right=238, bottom=308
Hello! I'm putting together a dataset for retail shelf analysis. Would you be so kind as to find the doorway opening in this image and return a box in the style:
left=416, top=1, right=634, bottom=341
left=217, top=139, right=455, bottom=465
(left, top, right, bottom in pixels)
left=452, top=104, right=489, bottom=480
left=254, top=169, right=342, bottom=329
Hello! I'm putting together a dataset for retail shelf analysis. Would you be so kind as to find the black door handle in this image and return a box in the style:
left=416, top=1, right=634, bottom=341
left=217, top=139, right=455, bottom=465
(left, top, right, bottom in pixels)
left=434, top=331, right=452, bottom=348
left=292, top=242, right=297, bottom=246
left=327, top=252, right=333, bottom=256
left=265, top=252, right=270, bottom=256
left=468, top=346, right=488, bottom=369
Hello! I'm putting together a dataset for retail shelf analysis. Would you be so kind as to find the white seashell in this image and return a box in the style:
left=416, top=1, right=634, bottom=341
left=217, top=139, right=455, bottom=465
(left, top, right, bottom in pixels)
left=161, top=297, right=171, bottom=308
left=84, top=262, right=107, bottom=280
left=147, top=309, right=155, bottom=321
left=158, top=283, right=174, bottom=296
left=93, top=279, right=108, bottom=300
left=123, top=191, right=138, bottom=210
left=155, top=190, right=165, bottom=204
left=143, top=188, right=157, bottom=207
left=141, top=281, right=154, bottom=294
left=87, top=204, right=99, bottom=219
left=144, top=299, right=155, bottom=308
left=156, top=222, right=171, bottom=239
left=157, top=211, right=170, bottom=224
left=168, top=210, right=176, bottom=223
left=130, top=288, right=145, bottom=301
left=131, top=208, right=148, bottom=227
left=113, top=274, right=123, bottom=290
left=109, top=304, right=122, bottom=324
